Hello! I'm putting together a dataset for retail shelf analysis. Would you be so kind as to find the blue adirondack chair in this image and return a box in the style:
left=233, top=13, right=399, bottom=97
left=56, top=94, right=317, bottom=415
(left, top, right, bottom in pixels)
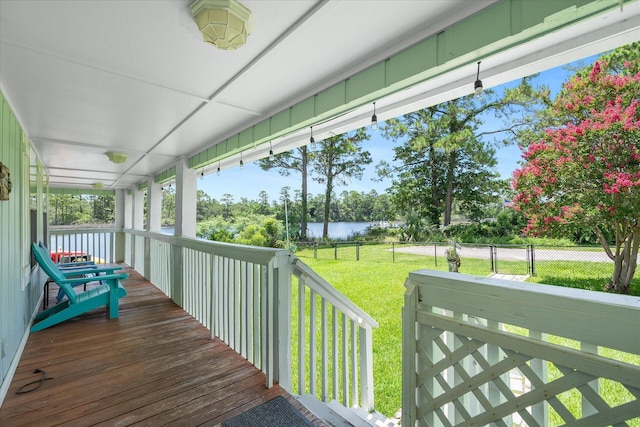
left=38, top=241, right=124, bottom=303
left=31, top=242, right=128, bottom=332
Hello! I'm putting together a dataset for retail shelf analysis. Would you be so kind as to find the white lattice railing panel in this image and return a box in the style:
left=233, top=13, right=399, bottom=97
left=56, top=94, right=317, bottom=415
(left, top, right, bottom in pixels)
left=403, top=270, right=640, bottom=427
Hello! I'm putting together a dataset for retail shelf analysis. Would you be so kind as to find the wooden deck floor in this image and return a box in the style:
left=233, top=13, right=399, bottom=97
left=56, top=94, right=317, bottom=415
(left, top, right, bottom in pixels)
left=1, top=266, right=326, bottom=426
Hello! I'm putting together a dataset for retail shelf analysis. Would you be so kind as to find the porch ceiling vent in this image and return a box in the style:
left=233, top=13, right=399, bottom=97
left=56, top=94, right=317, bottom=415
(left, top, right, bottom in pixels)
left=190, top=0, right=253, bottom=50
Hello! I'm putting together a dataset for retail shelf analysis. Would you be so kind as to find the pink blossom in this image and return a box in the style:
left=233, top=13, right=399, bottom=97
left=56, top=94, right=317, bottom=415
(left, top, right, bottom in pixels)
left=589, top=61, right=602, bottom=81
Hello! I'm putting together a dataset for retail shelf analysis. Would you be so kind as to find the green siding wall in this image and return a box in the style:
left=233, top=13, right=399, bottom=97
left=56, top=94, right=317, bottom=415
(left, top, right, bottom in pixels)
left=0, top=91, right=42, bottom=396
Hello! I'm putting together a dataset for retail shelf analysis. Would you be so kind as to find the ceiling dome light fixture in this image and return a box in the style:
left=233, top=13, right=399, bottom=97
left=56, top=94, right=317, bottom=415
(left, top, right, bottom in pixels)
left=269, top=142, right=274, bottom=160
left=371, top=102, right=378, bottom=131
left=106, top=151, right=128, bottom=164
left=474, top=61, right=483, bottom=95
left=190, top=0, right=254, bottom=50
left=309, top=126, right=316, bottom=149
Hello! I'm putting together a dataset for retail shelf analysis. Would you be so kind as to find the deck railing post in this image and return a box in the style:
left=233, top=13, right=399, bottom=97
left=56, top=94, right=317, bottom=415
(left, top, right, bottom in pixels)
left=529, top=330, right=549, bottom=426
left=113, top=230, right=127, bottom=262
left=359, top=323, right=375, bottom=412
left=581, top=342, right=599, bottom=419
left=402, top=278, right=417, bottom=426
left=172, top=244, right=184, bottom=307
left=273, top=251, right=292, bottom=391
left=144, top=235, right=151, bottom=280
left=114, top=190, right=126, bottom=263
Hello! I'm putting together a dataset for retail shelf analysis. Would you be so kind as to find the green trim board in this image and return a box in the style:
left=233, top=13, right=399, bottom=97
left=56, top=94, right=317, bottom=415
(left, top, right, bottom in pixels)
left=186, top=0, right=632, bottom=172
left=155, top=166, right=176, bottom=185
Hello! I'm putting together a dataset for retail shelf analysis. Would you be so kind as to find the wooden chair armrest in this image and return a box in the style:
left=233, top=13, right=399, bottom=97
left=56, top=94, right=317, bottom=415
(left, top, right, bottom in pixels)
left=61, top=266, right=122, bottom=277
left=63, top=273, right=129, bottom=285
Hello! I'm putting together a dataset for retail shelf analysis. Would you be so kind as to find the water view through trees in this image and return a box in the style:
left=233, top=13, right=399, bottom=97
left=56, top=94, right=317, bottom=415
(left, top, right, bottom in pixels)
left=162, top=222, right=374, bottom=240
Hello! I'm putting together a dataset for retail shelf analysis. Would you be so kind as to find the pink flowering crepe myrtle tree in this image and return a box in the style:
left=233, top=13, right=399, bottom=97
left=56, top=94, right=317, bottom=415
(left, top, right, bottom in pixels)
left=513, top=59, right=640, bottom=294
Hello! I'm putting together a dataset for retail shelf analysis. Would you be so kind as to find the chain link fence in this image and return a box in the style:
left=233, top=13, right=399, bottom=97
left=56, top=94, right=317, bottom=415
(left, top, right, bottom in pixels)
left=294, top=241, right=614, bottom=279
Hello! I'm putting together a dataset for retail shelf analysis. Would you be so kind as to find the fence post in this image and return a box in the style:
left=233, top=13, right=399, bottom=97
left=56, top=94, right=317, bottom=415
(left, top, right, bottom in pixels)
left=530, top=244, right=536, bottom=276
left=314, top=242, right=317, bottom=259
left=356, top=241, right=360, bottom=261
left=334, top=243, right=338, bottom=260
left=489, top=245, right=494, bottom=273
left=392, top=242, right=395, bottom=263
left=434, top=243, right=438, bottom=267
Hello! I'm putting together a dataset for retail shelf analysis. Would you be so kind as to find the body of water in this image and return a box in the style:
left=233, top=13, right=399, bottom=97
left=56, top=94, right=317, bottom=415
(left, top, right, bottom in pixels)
left=305, top=222, right=371, bottom=240
left=163, top=222, right=372, bottom=240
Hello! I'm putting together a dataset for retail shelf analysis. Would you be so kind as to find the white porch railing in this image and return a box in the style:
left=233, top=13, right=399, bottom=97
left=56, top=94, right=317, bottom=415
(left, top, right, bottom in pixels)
left=49, top=226, right=117, bottom=264
left=117, top=229, right=377, bottom=412
left=290, top=258, right=378, bottom=411
left=403, top=270, right=640, bottom=427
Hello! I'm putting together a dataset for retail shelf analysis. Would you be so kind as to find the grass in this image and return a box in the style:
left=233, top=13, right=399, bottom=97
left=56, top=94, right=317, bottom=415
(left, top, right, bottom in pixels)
left=294, top=244, right=495, bottom=416
left=292, top=243, right=640, bottom=422
left=532, top=260, right=640, bottom=296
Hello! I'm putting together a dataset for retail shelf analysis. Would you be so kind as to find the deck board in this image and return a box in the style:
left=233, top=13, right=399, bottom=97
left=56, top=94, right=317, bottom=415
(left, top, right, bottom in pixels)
left=1, top=266, right=327, bottom=426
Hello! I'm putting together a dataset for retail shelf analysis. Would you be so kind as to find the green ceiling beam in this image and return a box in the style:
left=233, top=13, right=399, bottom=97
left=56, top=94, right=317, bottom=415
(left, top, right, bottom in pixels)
left=186, top=0, right=631, bottom=171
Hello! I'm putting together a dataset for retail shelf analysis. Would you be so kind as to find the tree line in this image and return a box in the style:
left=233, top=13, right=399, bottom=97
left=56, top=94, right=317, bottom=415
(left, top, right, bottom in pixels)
left=174, top=188, right=395, bottom=227
left=48, top=194, right=114, bottom=225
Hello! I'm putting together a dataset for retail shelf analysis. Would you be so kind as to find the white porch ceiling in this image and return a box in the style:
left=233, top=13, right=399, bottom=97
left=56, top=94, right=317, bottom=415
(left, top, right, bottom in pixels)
left=0, top=0, right=638, bottom=191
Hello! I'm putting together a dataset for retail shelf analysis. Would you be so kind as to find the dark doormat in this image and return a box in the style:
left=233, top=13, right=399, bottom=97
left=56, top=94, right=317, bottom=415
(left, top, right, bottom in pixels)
left=222, top=396, right=315, bottom=427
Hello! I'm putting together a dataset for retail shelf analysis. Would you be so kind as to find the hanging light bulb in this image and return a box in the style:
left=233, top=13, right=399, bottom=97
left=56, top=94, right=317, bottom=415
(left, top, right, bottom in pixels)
left=240, top=152, right=245, bottom=169
left=310, top=126, right=316, bottom=149
left=474, top=61, right=483, bottom=95
left=269, top=142, right=274, bottom=160
left=371, top=102, right=378, bottom=131
left=217, top=162, right=221, bottom=176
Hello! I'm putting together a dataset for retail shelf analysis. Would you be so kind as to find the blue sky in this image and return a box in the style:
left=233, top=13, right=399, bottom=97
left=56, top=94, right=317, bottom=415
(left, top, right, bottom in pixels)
left=199, top=57, right=596, bottom=203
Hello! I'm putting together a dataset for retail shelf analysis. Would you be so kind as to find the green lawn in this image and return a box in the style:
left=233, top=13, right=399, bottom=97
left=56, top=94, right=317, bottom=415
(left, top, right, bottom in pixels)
left=295, top=244, right=493, bottom=416
left=293, top=243, right=640, bottom=422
